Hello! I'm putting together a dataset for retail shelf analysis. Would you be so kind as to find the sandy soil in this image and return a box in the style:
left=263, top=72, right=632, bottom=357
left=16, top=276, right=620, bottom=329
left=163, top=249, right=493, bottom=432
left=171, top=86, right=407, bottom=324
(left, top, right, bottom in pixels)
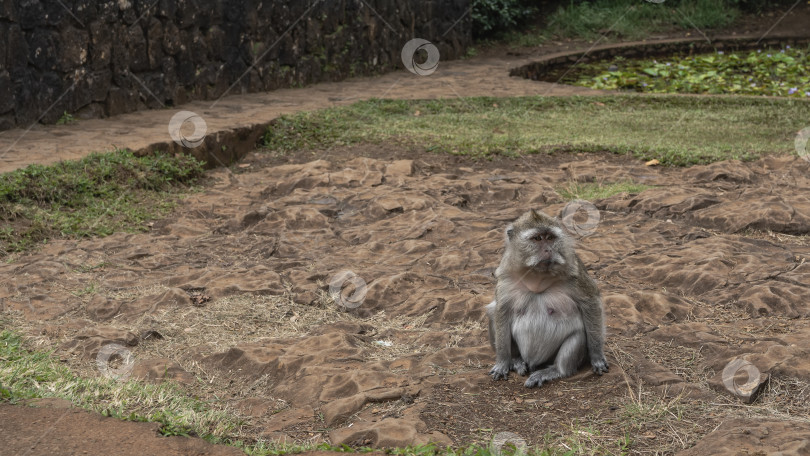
left=3, top=4, right=810, bottom=455
left=2, top=143, right=810, bottom=454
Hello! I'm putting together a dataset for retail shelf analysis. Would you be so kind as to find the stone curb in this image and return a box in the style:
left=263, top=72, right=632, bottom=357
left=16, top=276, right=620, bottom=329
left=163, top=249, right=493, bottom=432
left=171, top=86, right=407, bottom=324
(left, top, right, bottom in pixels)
left=511, top=35, right=810, bottom=81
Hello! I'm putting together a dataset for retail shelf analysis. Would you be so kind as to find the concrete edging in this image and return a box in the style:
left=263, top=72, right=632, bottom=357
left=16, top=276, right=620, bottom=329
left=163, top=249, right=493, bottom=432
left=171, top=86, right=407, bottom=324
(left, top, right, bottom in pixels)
left=510, top=35, right=810, bottom=81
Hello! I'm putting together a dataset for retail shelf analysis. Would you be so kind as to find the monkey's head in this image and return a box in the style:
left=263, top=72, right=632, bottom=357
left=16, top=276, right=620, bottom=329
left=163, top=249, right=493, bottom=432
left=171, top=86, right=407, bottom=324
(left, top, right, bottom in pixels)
left=502, top=209, right=576, bottom=276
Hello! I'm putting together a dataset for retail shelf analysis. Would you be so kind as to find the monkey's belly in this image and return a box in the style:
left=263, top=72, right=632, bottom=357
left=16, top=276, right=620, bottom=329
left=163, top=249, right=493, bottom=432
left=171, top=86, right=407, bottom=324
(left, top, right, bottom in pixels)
left=511, top=302, right=584, bottom=369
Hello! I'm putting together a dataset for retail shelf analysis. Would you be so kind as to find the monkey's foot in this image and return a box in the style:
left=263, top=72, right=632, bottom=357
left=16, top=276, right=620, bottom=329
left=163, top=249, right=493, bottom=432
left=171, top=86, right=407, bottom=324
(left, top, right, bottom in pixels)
left=524, top=372, right=547, bottom=388
left=591, top=356, right=609, bottom=375
left=489, top=363, right=510, bottom=380
left=511, top=359, right=528, bottom=376
left=524, top=367, right=563, bottom=388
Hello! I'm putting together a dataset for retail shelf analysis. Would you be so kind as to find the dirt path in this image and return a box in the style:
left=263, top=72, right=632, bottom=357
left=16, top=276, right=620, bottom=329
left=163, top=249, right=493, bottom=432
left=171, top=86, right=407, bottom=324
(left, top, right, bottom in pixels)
left=0, top=46, right=604, bottom=174
left=0, top=9, right=802, bottom=175
left=3, top=144, right=810, bottom=454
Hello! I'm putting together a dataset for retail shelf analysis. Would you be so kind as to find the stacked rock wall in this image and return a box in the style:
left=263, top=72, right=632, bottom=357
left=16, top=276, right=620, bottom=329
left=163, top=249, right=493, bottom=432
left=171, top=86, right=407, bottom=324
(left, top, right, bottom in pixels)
left=0, top=0, right=472, bottom=131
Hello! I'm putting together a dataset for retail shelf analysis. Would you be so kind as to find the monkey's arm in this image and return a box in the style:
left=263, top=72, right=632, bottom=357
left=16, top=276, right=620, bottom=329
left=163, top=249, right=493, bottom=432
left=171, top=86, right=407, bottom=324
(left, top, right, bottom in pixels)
left=577, top=292, right=609, bottom=374
left=489, top=297, right=513, bottom=380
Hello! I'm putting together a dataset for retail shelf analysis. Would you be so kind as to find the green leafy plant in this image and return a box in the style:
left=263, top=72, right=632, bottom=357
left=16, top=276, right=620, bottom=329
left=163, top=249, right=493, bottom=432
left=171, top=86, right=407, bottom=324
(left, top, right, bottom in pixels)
left=472, top=0, right=536, bottom=37
left=571, top=46, right=810, bottom=97
left=56, top=111, right=76, bottom=125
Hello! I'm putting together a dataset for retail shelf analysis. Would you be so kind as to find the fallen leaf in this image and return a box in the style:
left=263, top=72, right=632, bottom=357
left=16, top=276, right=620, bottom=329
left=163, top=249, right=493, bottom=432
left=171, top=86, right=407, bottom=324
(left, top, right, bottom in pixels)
left=645, top=159, right=660, bottom=166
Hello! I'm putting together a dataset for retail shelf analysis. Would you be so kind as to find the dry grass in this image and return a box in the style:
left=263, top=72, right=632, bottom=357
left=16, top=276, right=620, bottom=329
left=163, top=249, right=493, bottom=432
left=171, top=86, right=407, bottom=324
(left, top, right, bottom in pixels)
left=593, top=330, right=810, bottom=454
left=638, top=340, right=711, bottom=385
left=742, top=376, right=810, bottom=423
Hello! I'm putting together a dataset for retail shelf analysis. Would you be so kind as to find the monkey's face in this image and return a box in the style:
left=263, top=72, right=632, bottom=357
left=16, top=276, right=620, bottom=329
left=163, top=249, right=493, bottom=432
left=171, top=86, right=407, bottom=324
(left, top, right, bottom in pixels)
left=506, top=223, right=568, bottom=273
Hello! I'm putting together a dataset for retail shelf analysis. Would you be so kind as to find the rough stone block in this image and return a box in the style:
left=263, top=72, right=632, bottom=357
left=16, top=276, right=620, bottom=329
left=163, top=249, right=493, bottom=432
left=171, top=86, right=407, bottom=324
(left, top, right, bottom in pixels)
left=59, top=26, right=89, bottom=71
left=0, top=0, right=473, bottom=130
left=0, top=70, right=13, bottom=113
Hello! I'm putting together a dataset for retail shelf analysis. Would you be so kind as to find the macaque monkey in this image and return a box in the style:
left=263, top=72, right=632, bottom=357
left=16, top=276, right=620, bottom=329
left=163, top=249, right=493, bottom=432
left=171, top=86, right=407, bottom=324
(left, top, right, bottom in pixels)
left=487, top=209, right=608, bottom=388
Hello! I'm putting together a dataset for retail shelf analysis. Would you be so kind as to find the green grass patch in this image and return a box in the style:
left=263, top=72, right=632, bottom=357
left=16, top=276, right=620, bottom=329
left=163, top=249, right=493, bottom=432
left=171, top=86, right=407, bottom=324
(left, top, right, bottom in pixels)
left=263, top=95, right=810, bottom=166
left=0, top=330, right=241, bottom=440
left=557, top=181, right=653, bottom=201
left=571, top=46, right=810, bottom=97
left=492, top=0, right=739, bottom=47
left=547, top=0, right=737, bottom=41
left=0, top=149, right=204, bottom=255
left=0, top=329, right=360, bottom=453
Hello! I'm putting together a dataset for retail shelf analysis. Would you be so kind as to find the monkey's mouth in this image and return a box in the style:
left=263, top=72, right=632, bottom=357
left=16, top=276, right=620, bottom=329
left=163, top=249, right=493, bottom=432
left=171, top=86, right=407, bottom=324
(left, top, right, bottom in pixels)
left=529, top=259, right=555, bottom=272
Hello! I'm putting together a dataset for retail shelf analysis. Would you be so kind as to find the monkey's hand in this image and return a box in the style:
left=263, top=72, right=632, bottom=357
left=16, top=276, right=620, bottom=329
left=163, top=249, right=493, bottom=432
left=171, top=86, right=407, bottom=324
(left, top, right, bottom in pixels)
left=511, top=359, right=528, bottom=377
left=590, top=354, right=609, bottom=375
left=489, top=363, right=510, bottom=380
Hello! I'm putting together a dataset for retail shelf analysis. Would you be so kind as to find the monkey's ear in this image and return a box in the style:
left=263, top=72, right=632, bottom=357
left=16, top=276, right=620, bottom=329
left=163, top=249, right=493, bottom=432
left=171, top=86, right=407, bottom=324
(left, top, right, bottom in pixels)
left=505, top=225, right=515, bottom=239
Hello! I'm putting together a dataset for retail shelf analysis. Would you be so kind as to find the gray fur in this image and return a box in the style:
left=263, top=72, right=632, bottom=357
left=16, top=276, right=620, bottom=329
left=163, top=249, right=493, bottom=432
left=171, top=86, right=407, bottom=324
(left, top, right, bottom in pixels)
left=488, top=210, right=608, bottom=388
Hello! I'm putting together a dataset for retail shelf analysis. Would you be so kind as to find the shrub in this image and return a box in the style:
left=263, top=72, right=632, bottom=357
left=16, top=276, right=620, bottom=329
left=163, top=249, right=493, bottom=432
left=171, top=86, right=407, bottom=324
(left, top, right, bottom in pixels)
left=472, top=0, right=536, bottom=37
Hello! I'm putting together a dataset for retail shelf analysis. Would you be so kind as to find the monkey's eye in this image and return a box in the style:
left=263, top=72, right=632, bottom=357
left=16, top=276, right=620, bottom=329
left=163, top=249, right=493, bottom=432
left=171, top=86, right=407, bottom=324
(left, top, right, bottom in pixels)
left=532, top=232, right=555, bottom=241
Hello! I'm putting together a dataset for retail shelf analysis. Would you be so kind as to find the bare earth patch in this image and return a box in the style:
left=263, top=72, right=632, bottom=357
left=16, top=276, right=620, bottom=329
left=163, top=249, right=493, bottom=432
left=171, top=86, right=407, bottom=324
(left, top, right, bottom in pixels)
left=2, top=144, right=810, bottom=454
left=0, top=398, right=244, bottom=456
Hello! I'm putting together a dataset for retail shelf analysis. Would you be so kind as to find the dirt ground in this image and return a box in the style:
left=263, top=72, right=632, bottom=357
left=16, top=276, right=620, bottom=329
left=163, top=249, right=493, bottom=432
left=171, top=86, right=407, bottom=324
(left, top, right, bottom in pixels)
left=0, top=398, right=244, bottom=456
left=3, top=4, right=810, bottom=455
left=2, top=143, right=810, bottom=455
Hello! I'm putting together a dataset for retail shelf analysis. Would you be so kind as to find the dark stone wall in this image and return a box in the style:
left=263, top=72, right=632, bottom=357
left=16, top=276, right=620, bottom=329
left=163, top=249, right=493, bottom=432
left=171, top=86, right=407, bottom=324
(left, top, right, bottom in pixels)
left=0, top=0, right=472, bottom=131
